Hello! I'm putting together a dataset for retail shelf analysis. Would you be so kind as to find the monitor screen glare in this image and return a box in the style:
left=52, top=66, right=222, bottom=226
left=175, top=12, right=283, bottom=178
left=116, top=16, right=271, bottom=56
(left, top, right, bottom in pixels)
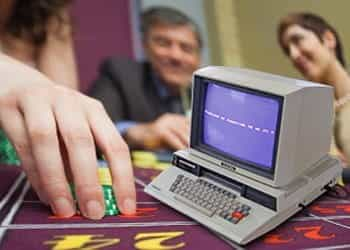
left=202, top=80, right=281, bottom=170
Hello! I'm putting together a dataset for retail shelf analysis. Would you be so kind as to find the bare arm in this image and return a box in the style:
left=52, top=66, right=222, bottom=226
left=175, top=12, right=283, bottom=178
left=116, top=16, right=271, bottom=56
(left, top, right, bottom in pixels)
left=36, top=6, right=78, bottom=90
left=335, top=101, right=350, bottom=164
left=0, top=54, right=136, bottom=219
left=125, top=113, right=190, bottom=150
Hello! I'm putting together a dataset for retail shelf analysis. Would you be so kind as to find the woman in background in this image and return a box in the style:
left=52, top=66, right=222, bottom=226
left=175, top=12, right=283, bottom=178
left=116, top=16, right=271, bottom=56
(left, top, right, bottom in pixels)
left=277, top=12, right=350, bottom=164
left=0, top=0, right=78, bottom=89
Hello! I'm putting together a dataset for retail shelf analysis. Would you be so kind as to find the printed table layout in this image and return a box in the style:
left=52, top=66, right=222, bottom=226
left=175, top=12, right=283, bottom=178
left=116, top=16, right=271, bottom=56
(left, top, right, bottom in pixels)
left=0, top=164, right=350, bottom=250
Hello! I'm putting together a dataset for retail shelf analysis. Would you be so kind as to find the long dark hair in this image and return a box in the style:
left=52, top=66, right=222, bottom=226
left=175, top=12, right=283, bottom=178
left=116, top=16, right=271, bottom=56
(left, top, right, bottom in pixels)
left=5, top=0, right=72, bottom=46
left=277, top=12, right=346, bottom=67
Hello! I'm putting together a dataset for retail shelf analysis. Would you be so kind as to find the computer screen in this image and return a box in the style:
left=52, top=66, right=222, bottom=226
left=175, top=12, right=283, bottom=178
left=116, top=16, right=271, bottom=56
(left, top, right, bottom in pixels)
left=202, top=80, right=282, bottom=170
left=191, top=67, right=333, bottom=187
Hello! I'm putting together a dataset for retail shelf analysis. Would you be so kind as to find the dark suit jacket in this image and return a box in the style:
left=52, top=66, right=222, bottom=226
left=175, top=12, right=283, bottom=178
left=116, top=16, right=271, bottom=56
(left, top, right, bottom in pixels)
left=89, top=57, right=187, bottom=123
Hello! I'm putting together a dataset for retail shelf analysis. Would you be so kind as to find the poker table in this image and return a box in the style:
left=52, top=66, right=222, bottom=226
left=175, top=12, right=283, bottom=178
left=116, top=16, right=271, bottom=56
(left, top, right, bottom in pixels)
left=0, top=163, right=350, bottom=250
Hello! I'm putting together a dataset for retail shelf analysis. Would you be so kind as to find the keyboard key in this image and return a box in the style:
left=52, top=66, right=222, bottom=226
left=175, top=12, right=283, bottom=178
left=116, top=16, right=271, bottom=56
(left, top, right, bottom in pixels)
left=174, top=195, right=214, bottom=217
left=232, top=211, right=244, bottom=220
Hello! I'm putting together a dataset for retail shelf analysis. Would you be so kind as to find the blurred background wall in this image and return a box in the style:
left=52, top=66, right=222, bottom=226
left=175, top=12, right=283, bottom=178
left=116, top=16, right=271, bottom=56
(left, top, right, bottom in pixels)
left=72, top=0, right=134, bottom=92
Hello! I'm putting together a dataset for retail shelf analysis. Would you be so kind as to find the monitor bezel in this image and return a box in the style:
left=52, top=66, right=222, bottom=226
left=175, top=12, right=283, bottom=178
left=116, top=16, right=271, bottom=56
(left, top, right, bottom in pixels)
left=191, top=75, right=284, bottom=179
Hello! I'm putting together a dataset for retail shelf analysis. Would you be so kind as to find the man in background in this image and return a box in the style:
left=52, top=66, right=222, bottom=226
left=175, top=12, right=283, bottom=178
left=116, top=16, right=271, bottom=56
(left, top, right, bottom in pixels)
left=89, top=7, right=202, bottom=151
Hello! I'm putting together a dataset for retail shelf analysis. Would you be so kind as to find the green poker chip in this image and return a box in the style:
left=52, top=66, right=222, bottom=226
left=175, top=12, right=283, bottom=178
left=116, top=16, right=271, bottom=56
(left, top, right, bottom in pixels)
left=0, top=130, right=20, bottom=165
left=69, top=183, right=119, bottom=216
left=105, top=210, right=118, bottom=216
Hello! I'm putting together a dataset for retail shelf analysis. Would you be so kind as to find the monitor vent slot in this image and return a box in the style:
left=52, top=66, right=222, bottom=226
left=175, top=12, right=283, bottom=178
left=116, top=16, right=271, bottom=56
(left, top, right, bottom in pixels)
left=201, top=167, right=243, bottom=194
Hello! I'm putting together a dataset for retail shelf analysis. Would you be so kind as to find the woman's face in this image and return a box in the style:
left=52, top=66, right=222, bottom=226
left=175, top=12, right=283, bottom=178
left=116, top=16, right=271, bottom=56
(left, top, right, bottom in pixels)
left=281, top=24, right=335, bottom=82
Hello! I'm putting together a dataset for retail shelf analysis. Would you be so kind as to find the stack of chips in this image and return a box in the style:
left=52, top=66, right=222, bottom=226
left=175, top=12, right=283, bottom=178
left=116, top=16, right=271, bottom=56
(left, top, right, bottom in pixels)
left=131, top=150, right=172, bottom=170
left=70, top=167, right=119, bottom=216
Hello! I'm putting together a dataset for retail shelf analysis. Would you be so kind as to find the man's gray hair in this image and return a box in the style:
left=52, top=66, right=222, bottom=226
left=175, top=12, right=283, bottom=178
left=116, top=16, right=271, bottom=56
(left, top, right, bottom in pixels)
left=141, top=7, right=203, bottom=49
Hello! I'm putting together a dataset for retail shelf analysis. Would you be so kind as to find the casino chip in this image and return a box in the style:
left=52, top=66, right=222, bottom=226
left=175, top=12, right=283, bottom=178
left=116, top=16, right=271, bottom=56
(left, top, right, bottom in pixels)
left=70, top=167, right=119, bottom=216
left=0, top=129, right=20, bottom=165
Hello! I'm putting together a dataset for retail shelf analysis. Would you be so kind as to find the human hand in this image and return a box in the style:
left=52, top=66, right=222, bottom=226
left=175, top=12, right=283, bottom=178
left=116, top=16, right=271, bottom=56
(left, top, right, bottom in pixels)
left=0, top=55, right=136, bottom=219
left=126, top=113, right=190, bottom=150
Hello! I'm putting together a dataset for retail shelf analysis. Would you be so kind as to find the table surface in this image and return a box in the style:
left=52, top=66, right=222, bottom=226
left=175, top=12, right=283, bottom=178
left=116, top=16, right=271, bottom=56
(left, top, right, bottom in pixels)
left=0, top=164, right=349, bottom=250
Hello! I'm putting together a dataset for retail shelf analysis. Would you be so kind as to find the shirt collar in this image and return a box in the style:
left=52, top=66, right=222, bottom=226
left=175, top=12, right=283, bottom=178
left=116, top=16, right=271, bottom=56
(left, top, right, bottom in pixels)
left=151, top=71, right=174, bottom=100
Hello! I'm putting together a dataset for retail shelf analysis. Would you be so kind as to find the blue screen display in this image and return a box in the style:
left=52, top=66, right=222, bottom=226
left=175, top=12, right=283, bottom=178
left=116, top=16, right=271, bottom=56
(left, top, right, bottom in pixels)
left=202, top=81, right=281, bottom=169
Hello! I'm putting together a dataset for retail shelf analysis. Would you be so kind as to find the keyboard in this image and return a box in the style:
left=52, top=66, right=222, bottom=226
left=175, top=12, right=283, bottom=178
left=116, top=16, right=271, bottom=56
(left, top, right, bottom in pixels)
left=145, top=154, right=342, bottom=244
left=169, top=175, right=251, bottom=224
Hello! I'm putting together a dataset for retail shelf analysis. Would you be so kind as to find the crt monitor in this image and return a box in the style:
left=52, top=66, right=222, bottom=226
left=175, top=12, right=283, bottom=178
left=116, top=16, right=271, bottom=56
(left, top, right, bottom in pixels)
left=190, top=67, right=334, bottom=187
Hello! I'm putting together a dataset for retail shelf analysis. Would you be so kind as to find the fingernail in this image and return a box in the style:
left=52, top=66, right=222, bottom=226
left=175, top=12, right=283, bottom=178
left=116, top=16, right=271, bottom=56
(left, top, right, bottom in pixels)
left=53, top=197, right=75, bottom=217
left=123, top=198, right=136, bottom=214
left=85, top=200, right=104, bottom=220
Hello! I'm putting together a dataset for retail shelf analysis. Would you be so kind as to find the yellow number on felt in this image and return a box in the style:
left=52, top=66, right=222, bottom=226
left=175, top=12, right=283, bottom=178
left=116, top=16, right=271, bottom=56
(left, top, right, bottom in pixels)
left=44, top=234, right=120, bottom=250
left=134, top=232, right=185, bottom=250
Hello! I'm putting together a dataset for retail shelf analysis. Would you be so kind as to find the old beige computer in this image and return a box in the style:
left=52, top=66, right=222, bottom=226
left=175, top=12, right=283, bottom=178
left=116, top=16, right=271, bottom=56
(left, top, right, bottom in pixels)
left=145, top=66, right=342, bottom=245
